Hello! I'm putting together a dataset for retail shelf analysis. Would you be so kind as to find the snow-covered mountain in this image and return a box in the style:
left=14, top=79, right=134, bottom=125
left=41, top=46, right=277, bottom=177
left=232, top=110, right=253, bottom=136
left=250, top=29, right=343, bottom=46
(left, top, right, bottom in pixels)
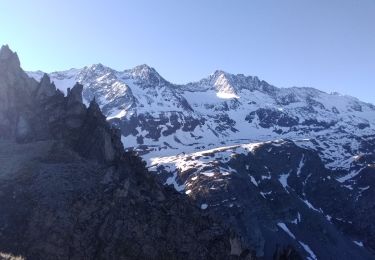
left=28, top=64, right=375, bottom=258
left=28, top=64, right=375, bottom=170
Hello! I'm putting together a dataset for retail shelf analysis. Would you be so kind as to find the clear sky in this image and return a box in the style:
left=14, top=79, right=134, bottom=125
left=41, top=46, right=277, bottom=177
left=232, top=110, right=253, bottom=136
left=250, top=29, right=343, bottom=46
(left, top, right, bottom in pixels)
left=1, top=0, right=374, bottom=103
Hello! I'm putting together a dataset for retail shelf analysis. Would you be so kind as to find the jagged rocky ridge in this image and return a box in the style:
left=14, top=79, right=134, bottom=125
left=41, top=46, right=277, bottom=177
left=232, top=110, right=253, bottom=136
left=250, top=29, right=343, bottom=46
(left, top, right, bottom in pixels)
left=29, top=63, right=375, bottom=172
left=0, top=45, right=244, bottom=260
left=28, top=59, right=375, bottom=259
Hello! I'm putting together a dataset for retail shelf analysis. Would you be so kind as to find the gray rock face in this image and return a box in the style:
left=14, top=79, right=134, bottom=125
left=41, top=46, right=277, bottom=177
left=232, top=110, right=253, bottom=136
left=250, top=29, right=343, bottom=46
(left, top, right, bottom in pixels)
left=0, top=46, right=239, bottom=260
left=0, top=141, right=234, bottom=260
left=73, top=99, right=124, bottom=163
left=0, top=46, right=38, bottom=139
left=0, top=47, right=124, bottom=163
left=15, top=115, right=31, bottom=141
left=151, top=140, right=375, bottom=259
left=35, top=73, right=57, bottom=100
left=67, top=83, right=83, bottom=104
left=0, top=45, right=21, bottom=70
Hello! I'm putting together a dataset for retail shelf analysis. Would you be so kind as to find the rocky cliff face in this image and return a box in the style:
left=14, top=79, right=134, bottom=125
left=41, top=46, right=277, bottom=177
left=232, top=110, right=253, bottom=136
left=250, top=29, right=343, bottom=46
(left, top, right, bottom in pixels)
left=0, top=45, right=124, bottom=164
left=0, top=45, right=38, bottom=140
left=0, top=45, right=240, bottom=260
left=151, top=140, right=375, bottom=259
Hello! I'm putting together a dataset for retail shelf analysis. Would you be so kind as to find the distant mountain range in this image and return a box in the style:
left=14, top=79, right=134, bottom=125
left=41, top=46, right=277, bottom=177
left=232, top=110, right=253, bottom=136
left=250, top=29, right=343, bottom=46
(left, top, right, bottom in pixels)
left=26, top=62, right=375, bottom=259
left=28, top=63, right=375, bottom=171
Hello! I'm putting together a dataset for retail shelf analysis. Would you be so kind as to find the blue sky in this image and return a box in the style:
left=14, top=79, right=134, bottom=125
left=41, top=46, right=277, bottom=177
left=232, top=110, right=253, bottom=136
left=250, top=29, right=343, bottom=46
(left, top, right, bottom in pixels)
left=1, top=0, right=374, bottom=103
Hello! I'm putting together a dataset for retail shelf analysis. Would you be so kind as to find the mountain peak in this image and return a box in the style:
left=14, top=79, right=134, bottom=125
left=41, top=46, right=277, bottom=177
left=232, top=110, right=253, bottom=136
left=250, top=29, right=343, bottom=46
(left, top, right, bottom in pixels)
left=78, top=63, right=115, bottom=81
left=133, top=63, right=153, bottom=70
left=0, top=45, right=21, bottom=70
left=40, top=73, right=51, bottom=84
left=208, top=70, right=240, bottom=98
left=126, top=64, right=168, bottom=87
left=212, top=69, right=229, bottom=77
left=130, top=64, right=158, bottom=77
left=0, top=45, right=15, bottom=59
left=86, top=63, right=111, bottom=72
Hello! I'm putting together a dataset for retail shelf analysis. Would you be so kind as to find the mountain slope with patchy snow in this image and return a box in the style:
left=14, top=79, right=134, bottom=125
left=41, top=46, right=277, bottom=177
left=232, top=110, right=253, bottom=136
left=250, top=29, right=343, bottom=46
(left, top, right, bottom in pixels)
left=28, top=65, right=375, bottom=171
left=28, top=64, right=375, bottom=258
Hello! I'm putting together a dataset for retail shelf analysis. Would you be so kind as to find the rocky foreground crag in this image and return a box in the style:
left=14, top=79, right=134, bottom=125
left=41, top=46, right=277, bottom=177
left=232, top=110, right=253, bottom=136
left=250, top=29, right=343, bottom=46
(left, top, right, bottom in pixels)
left=0, top=45, right=243, bottom=259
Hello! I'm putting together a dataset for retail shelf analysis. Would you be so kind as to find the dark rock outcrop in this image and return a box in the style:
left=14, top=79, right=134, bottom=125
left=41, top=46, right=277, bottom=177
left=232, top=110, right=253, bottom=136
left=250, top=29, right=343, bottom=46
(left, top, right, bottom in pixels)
left=0, top=45, right=38, bottom=139
left=0, top=45, right=236, bottom=259
left=245, top=108, right=299, bottom=128
left=152, top=140, right=375, bottom=259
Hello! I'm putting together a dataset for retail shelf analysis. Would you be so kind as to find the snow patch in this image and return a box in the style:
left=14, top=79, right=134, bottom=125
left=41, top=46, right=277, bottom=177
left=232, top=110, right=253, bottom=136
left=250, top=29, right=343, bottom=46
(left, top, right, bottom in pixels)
left=279, top=172, right=290, bottom=193
left=302, top=199, right=321, bottom=213
left=201, top=203, right=208, bottom=210
left=336, top=167, right=366, bottom=183
left=250, top=176, right=258, bottom=187
left=299, top=241, right=317, bottom=260
left=296, top=154, right=305, bottom=176
left=165, top=172, right=185, bottom=192
left=216, top=92, right=239, bottom=99
left=277, top=222, right=296, bottom=239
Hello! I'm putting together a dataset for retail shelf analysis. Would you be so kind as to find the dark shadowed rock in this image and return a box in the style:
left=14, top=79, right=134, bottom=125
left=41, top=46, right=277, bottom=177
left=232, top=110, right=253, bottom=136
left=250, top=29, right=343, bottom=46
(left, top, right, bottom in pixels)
left=0, top=45, right=20, bottom=70
left=151, top=140, right=375, bottom=259
left=73, top=99, right=124, bottom=163
left=67, top=83, right=83, bottom=104
left=35, top=74, right=57, bottom=100
left=0, top=46, right=238, bottom=260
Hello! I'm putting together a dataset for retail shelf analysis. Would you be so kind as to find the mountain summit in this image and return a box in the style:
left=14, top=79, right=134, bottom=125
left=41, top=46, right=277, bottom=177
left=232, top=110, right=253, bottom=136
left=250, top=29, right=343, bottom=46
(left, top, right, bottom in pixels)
left=0, top=44, right=20, bottom=67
